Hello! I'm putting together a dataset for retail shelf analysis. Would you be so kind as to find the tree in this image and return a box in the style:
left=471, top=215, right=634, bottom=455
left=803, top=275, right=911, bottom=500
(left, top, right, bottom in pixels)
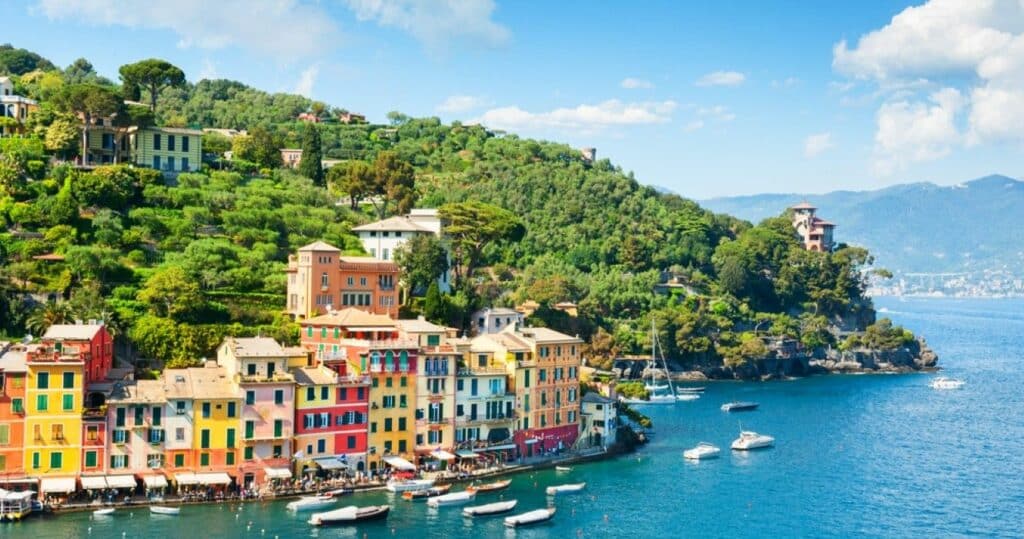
left=394, top=234, right=448, bottom=298
left=386, top=111, right=410, bottom=125
left=138, top=265, right=203, bottom=321
left=44, top=117, right=80, bottom=158
left=110, top=104, right=154, bottom=163
left=64, top=58, right=100, bottom=84
left=298, top=123, right=324, bottom=186
left=439, top=201, right=525, bottom=286
left=118, top=58, right=186, bottom=110
left=232, top=127, right=281, bottom=169
left=0, top=44, right=56, bottom=75
left=328, top=160, right=373, bottom=209
left=26, top=301, right=73, bottom=336
left=202, top=132, right=232, bottom=157
left=55, top=83, right=120, bottom=162
left=422, top=282, right=445, bottom=323
left=369, top=151, right=416, bottom=219
left=0, top=153, right=25, bottom=195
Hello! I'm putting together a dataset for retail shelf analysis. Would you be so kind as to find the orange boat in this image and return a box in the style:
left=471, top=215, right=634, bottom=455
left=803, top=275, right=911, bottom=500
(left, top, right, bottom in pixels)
left=466, top=479, right=512, bottom=494
left=401, top=484, right=452, bottom=501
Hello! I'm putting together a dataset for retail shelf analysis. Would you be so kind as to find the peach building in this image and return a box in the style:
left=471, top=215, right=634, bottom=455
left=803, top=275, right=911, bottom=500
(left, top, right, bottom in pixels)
left=791, top=202, right=836, bottom=252
left=286, top=241, right=400, bottom=319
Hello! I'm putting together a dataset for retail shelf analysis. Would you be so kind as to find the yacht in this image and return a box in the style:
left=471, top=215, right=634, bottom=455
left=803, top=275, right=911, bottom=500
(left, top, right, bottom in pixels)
left=721, top=401, right=759, bottom=412
left=620, top=321, right=680, bottom=404
left=683, top=442, right=721, bottom=460
left=731, top=431, right=775, bottom=450
left=930, top=376, right=965, bottom=390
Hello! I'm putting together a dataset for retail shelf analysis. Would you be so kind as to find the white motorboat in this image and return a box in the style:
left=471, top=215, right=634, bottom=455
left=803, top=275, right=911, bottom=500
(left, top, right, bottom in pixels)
left=677, top=393, right=700, bottom=401
left=286, top=495, right=337, bottom=512
left=684, top=442, right=721, bottom=460
left=93, top=508, right=115, bottom=516
left=930, top=376, right=965, bottom=390
left=731, top=431, right=775, bottom=450
left=545, top=482, right=586, bottom=495
left=645, top=383, right=669, bottom=392
left=463, top=499, right=518, bottom=517
left=385, top=478, right=435, bottom=493
left=427, top=490, right=476, bottom=507
left=504, top=507, right=556, bottom=527
left=149, top=506, right=180, bottom=515
left=308, top=505, right=390, bottom=525
left=555, top=466, right=572, bottom=473
left=676, top=386, right=706, bottom=393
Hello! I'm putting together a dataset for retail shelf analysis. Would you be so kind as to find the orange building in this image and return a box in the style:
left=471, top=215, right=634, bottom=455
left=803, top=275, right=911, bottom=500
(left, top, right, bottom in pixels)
left=286, top=241, right=400, bottom=319
left=0, top=344, right=30, bottom=482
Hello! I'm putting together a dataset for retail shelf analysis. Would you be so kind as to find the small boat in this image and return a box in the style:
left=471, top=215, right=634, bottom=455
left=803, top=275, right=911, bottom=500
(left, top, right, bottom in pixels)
left=545, top=482, right=586, bottom=495
left=504, top=507, right=556, bottom=527
left=683, top=442, right=721, bottom=460
left=463, top=500, right=518, bottom=517
left=467, top=479, right=511, bottom=494
left=677, top=386, right=706, bottom=393
left=554, top=466, right=572, bottom=473
left=721, top=401, right=759, bottom=412
left=427, top=490, right=476, bottom=507
left=731, top=431, right=775, bottom=450
left=286, top=495, right=337, bottom=512
left=621, top=392, right=678, bottom=405
left=645, top=383, right=669, bottom=392
left=385, top=478, right=435, bottom=493
left=323, top=488, right=352, bottom=497
left=93, top=508, right=115, bottom=516
left=930, top=376, right=965, bottom=390
left=676, top=393, right=700, bottom=401
left=401, top=484, right=451, bottom=501
left=309, top=505, right=390, bottom=526
left=149, top=506, right=180, bottom=516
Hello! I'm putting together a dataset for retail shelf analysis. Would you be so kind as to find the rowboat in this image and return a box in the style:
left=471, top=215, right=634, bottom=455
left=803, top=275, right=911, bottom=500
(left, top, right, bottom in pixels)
left=149, top=506, right=180, bottom=516
left=504, top=507, right=556, bottom=527
left=93, top=508, right=115, bottom=516
left=462, top=500, right=518, bottom=517
left=385, top=479, right=435, bottom=493
left=554, top=466, right=572, bottom=472
left=323, top=488, right=352, bottom=497
left=401, top=484, right=451, bottom=501
left=426, top=490, right=476, bottom=507
left=286, top=495, right=337, bottom=512
left=466, top=479, right=511, bottom=494
left=545, top=483, right=586, bottom=495
left=308, top=505, right=390, bottom=526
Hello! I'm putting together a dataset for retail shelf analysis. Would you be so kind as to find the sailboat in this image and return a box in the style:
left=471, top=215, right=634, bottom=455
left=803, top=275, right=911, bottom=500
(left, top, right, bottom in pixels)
left=620, top=321, right=678, bottom=404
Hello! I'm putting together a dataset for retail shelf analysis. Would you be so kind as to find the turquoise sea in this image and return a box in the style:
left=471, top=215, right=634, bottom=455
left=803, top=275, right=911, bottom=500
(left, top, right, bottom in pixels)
left=5, top=297, right=1023, bottom=538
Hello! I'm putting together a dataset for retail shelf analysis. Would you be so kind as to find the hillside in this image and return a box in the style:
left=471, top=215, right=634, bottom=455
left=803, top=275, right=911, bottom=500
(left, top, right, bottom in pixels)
left=701, top=175, right=1024, bottom=277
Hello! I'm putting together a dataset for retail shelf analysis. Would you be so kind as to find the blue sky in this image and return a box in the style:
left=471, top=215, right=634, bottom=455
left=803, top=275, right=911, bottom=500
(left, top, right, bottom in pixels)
left=8, top=0, right=1024, bottom=198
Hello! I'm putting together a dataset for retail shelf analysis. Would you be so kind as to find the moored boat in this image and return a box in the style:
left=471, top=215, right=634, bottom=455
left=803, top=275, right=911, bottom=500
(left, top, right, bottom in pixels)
left=504, top=507, right=556, bottom=527
left=721, top=401, right=759, bottom=412
left=683, top=442, right=721, bottom=460
left=427, top=490, right=476, bottom=507
left=308, top=505, right=390, bottom=526
left=93, top=508, right=115, bottom=516
left=385, top=478, right=435, bottom=493
left=554, top=466, right=572, bottom=472
left=323, top=488, right=352, bottom=497
left=545, top=482, right=586, bottom=495
left=463, top=500, right=518, bottom=517
left=677, top=386, right=706, bottom=393
left=287, top=495, right=337, bottom=512
left=930, top=376, right=965, bottom=390
left=731, top=431, right=775, bottom=450
left=467, top=479, right=511, bottom=494
left=401, top=484, right=451, bottom=501
left=149, top=506, right=180, bottom=516
left=676, top=393, right=700, bottom=401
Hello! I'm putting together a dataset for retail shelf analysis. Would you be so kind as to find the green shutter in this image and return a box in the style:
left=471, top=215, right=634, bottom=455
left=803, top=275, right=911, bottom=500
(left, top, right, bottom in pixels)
left=226, top=452, right=235, bottom=465
left=174, top=454, right=185, bottom=467
left=36, top=395, right=47, bottom=411
left=245, top=421, right=255, bottom=439
left=0, top=425, right=9, bottom=445
left=274, top=420, right=283, bottom=437
left=50, top=452, right=62, bottom=469
left=226, top=428, right=235, bottom=448
left=200, top=453, right=209, bottom=466
left=201, top=429, right=210, bottom=449
left=244, top=447, right=253, bottom=460
left=37, top=372, right=48, bottom=389
left=116, top=407, right=125, bottom=426
left=32, top=452, right=40, bottom=469
left=63, top=372, right=75, bottom=388
left=62, top=394, right=74, bottom=411
left=85, top=451, right=97, bottom=468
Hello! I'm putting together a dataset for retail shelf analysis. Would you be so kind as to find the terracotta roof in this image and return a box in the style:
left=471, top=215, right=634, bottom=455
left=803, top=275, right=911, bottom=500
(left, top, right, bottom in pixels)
left=396, top=318, right=447, bottom=334
left=298, top=240, right=341, bottom=252
left=791, top=201, right=817, bottom=210
left=811, top=217, right=835, bottom=226
left=292, top=366, right=338, bottom=386
left=42, top=324, right=104, bottom=341
left=518, top=326, right=582, bottom=344
left=223, top=337, right=286, bottom=358
left=303, top=308, right=396, bottom=328
left=352, top=216, right=434, bottom=233
left=338, top=256, right=399, bottom=272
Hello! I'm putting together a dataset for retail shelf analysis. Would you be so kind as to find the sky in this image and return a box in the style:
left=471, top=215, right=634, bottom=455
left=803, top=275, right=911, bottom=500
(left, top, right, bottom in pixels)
left=6, top=0, right=1024, bottom=198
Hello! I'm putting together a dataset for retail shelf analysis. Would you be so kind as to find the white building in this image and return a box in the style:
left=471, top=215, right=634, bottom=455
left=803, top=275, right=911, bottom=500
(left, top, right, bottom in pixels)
left=579, top=392, right=617, bottom=450
left=470, top=307, right=524, bottom=335
left=453, top=364, right=516, bottom=451
left=351, top=209, right=451, bottom=292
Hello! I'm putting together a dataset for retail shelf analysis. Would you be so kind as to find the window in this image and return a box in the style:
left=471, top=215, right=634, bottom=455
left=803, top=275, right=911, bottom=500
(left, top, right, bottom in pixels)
left=457, top=379, right=463, bottom=392
left=245, top=391, right=255, bottom=405
left=0, top=425, right=8, bottom=445
left=37, top=372, right=48, bottom=389
left=384, top=418, right=393, bottom=432
left=245, top=421, right=255, bottom=439
left=307, top=387, right=315, bottom=401
left=382, top=248, right=389, bottom=260
left=63, top=371, right=74, bottom=388
left=110, top=454, right=127, bottom=469
left=174, top=454, right=185, bottom=467
left=182, top=157, right=189, bottom=170
left=152, top=407, right=162, bottom=426
left=321, top=387, right=329, bottom=400
left=321, top=272, right=329, bottom=287
left=370, top=422, right=377, bottom=433
left=200, top=429, right=210, bottom=449
left=202, top=402, right=211, bottom=418
left=153, top=155, right=161, bottom=169
left=398, top=440, right=407, bottom=453
left=399, top=395, right=407, bottom=408
left=176, top=427, right=185, bottom=441
left=182, top=136, right=190, bottom=152
left=400, top=376, right=407, bottom=387
left=154, top=133, right=161, bottom=150
left=317, top=439, right=326, bottom=453
left=62, top=394, right=74, bottom=411
left=11, top=398, right=23, bottom=414
left=168, top=135, right=175, bottom=151
left=471, top=379, right=478, bottom=396
left=112, top=429, right=127, bottom=444
left=226, top=452, right=235, bottom=466
left=347, top=436, right=356, bottom=449
left=360, top=277, right=367, bottom=286
left=244, top=447, right=254, bottom=460
left=200, top=453, right=209, bottom=466
left=36, top=394, right=47, bottom=411
left=398, top=417, right=406, bottom=431
left=357, top=387, right=365, bottom=400
left=50, top=452, right=62, bottom=470
left=227, top=402, right=236, bottom=417
left=32, top=452, right=40, bottom=469
left=176, top=401, right=186, bottom=415
left=135, top=406, right=145, bottom=425
left=274, top=390, right=284, bottom=405
left=85, top=450, right=97, bottom=468
left=274, top=419, right=283, bottom=438
left=384, top=441, right=393, bottom=454
left=149, top=454, right=164, bottom=469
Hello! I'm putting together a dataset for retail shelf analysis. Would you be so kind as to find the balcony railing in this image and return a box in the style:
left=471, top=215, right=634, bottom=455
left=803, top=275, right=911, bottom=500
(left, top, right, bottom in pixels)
left=455, top=415, right=512, bottom=426
left=240, top=372, right=295, bottom=383
left=458, top=366, right=507, bottom=376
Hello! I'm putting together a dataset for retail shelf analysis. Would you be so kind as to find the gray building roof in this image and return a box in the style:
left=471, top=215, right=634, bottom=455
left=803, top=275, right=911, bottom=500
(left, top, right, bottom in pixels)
left=42, top=324, right=104, bottom=340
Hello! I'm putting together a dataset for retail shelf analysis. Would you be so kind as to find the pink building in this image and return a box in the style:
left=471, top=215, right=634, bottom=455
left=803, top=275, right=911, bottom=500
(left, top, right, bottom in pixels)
left=104, top=379, right=168, bottom=490
left=791, top=202, right=836, bottom=252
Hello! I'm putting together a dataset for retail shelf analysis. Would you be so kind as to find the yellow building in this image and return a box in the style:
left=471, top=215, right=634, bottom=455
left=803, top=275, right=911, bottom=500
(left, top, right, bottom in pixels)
left=181, top=365, right=241, bottom=480
left=130, top=126, right=202, bottom=174
left=24, top=346, right=83, bottom=497
left=349, top=344, right=418, bottom=476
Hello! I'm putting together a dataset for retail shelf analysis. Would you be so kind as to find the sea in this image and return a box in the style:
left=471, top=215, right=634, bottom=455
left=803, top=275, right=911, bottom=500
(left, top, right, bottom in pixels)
left=4, top=297, right=1023, bottom=538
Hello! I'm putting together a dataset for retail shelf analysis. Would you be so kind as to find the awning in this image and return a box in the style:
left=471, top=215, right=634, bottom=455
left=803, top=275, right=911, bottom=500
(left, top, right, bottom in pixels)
left=430, top=450, right=456, bottom=461
left=265, top=467, right=293, bottom=480
left=143, top=475, right=168, bottom=489
left=80, top=476, right=107, bottom=490
left=455, top=450, right=479, bottom=459
left=481, top=444, right=517, bottom=451
left=525, top=438, right=540, bottom=445
left=313, top=457, right=347, bottom=470
left=382, top=455, right=416, bottom=471
left=194, top=472, right=232, bottom=485
left=0, top=490, right=35, bottom=501
left=106, top=475, right=137, bottom=489
left=40, top=477, right=76, bottom=494
left=0, top=478, right=38, bottom=485
left=174, top=473, right=199, bottom=485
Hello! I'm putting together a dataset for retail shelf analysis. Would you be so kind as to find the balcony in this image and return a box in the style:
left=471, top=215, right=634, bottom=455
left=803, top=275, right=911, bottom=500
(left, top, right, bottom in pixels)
left=240, top=372, right=295, bottom=384
left=456, top=415, right=511, bottom=427
left=457, top=366, right=507, bottom=376
left=82, top=406, right=107, bottom=419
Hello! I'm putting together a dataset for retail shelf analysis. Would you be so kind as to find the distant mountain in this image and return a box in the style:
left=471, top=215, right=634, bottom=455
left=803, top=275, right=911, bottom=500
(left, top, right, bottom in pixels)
left=701, top=175, right=1024, bottom=276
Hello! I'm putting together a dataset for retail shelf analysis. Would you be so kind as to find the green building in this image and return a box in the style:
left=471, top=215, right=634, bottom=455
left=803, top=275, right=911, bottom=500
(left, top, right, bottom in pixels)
left=129, top=126, right=202, bottom=175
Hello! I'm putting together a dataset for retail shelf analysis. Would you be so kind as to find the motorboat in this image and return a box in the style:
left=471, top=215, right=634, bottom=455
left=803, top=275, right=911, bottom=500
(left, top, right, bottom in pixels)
left=676, top=386, right=706, bottom=393
left=504, top=507, right=556, bottom=527
left=721, top=401, right=759, bottom=412
left=149, top=506, right=180, bottom=516
left=731, top=431, right=775, bottom=450
left=467, top=479, right=511, bottom=494
left=323, top=488, right=352, bottom=497
left=93, top=508, right=115, bottom=516
left=286, top=495, right=337, bottom=512
left=463, top=499, right=518, bottom=517
left=545, top=483, right=586, bottom=495
left=677, top=393, right=700, bottom=401
left=683, top=442, right=721, bottom=460
left=426, top=490, right=476, bottom=507
left=385, top=478, right=434, bottom=493
left=308, top=505, right=390, bottom=526
left=401, top=484, right=451, bottom=501
left=554, top=466, right=572, bottom=473
left=621, top=392, right=678, bottom=405
left=930, top=376, right=965, bottom=390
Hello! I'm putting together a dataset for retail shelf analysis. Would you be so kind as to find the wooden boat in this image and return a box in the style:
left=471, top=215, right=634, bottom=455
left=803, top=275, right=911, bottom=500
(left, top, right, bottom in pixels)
left=545, top=483, right=586, bottom=495
left=93, top=508, right=115, bottom=516
left=504, top=507, right=556, bottom=527
left=323, top=488, right=352, bottom=497
left=401, top=484, right=451, bottom=501
left=385, top=479, right=434, bottom=493
left=463, top=500, right=518, bottom=517
left=308, top=505, right=390, bottom=526
left=286, top=495, right=337, bottom=512
left=149, top=506, right=180, bottom=516
left=555, top=466, right=572, bottom=472
left=466, top=479, right=511, bottom=494
left=426, top=490, right=476, bottom=507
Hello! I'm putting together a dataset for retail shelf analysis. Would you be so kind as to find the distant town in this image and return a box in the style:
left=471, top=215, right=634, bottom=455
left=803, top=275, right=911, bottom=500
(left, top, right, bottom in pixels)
left=869, top=269, right=1024, bottom=298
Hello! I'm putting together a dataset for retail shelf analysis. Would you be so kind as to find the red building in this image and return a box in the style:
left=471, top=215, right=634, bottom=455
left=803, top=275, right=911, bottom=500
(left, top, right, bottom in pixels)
left=39, top=323, right=113, bottom=384
left=293, top=365, right=371, bottom=474
left=0, top=344, right=29, bottom=483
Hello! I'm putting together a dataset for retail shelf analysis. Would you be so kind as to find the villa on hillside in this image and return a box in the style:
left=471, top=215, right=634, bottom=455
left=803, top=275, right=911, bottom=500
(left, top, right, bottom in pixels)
left=286, top=241, right=400, bottom=319
left=791, top=202, right=836, bottom=252
left=352, top=209, right=452, bottom=293
left=0, top=76, right=38, bottom=137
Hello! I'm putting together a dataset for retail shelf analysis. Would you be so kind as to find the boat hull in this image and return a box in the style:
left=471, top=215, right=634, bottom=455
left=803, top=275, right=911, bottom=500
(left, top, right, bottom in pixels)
left=386, top=479, right=434, bottom=493
left=684, top=444, right=721, bottom=460
left=463, top=500, right=518, bottom=517
left=309, top=505, right=391, bottom=526
left=504, top=508, right=556, bottom=527
left=149, top=506, right=180, bottom=516
left=545, top=482, right=586, bottom=495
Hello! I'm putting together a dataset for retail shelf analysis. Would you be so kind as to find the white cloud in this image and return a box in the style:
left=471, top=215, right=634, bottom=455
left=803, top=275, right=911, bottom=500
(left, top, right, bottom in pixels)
left=683, top=120, right=705, bottom=132
left=695, top=70, right=746, bottom=87
left=197, top=58, right=217, bottom=81
left=873, top=88, right=964, bottom=175
left=473, top=99, right=677, bottom=133
left=343, top=0, right=510, bottom=50
left=36, top=0, right=337, bottom=60
left=294, top=64, right=319, bottom=98
left=621, top=77, right=654, bottom=89
left=804, top=132, right=834, bottom=158
left=436, top=95, right=491, bottom=114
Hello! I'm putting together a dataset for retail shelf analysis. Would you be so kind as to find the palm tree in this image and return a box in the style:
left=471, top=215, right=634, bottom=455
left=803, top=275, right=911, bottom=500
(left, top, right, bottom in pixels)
left=25, top=301, right=74, bottom=337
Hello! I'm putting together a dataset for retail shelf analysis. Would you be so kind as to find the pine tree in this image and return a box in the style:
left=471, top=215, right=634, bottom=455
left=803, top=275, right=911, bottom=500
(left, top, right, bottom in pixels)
left=423, top=282, right=445, bottom=323
left=298, top=124, right=324, bottom=186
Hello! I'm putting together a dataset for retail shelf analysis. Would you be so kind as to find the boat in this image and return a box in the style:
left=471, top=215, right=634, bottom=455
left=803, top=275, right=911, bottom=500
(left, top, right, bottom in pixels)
left=620, top=321, right=679, bottom=404
left=149, top=506, right=180, bottom=516
left=676, top=386, right=706, bottom=393
left=93, top=508, right=116, bottom=516
left=930, top=376, right=965, bottom=390
left=555, top=466, right=572, bottom=472
left=463, top=500, right=518, bottom=517
left=385, top=478, right=435, bottom=493
left=286, top=495, right=337, bottom=512
left=401, top=484, right=451, bottom=501
left=676, top=393, right=700, bottom=401
left=504, top=507, right=556, bottom=527
left=426, top=490, right=476, bottom=507
left=731, top=431, right=775, bottom=450
left=308, top=505, right=391, bottom=526
left=545, top=482, right=586, bottom=495
left=721, top=401, right=759, bottom=412
left=467, top=479, right=511, bottom=494
left=323, top=488, right=352, bottom=497
left=683, top=442, right=721, bottom=460
left=645, top=383, right=669, bottom=391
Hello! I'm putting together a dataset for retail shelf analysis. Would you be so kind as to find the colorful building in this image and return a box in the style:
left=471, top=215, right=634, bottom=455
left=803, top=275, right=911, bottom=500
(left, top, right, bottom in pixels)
left=460, top=338, right=517, bottom=456
left=174, top=365, right=240, bottom=489
left=129, top=126, right=203, bottom=175
left=580, top=392, right=618, bottom=450
left=470, top=331, right=535, bottom=455
left=292, top=364, right=369, bottom=476
left=413, top=345, right=457, bottom=466
left=286, top=242, right=401, bottom=319
left=516, top=327, right=583, bottom=455
left=0, top=344, right=30, bottom=483
left=161, top=370, right=194, bottom=479
left=104, top=380, right=166, bottom=490
left=791, top=202, right=836, bottom=252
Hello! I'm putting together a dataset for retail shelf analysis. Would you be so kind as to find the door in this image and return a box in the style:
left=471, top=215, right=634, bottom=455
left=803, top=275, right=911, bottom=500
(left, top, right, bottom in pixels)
left=267, top=362, right=276, bottom=379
